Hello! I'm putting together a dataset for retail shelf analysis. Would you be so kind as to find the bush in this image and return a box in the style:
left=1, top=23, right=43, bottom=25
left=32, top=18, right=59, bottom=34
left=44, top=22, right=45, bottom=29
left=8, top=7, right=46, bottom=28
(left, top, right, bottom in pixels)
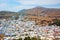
left=31, top=37, right=41, bottom=40
left=17, top=38, right=22, bottom=40
left=24, top=36, right=31, bottom=40
left=53, top=19, right=60, bottom=26
left=31, top=37, right=37, bottom=40
left=48, top=19, right=60, bottom=26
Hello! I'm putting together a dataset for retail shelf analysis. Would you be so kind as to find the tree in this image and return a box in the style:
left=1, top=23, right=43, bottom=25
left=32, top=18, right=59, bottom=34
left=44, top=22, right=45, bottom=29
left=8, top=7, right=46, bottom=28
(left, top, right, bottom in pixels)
left=53, top=19, right=60, bottom=26
left=17, top=38, right=22, bottom=40
left=37, top=36, right=41, bottom=40
left=24, top=36, right=31, bottom=40
left=31, top=37, right=37, bottom=40
left=48, top=19, right=60, bottom=26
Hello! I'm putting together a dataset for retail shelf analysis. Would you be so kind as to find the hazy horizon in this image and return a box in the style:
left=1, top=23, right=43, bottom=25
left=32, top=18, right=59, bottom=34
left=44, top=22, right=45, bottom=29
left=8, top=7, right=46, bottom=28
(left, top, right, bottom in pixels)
left=0, top=0, right=60, bottom=12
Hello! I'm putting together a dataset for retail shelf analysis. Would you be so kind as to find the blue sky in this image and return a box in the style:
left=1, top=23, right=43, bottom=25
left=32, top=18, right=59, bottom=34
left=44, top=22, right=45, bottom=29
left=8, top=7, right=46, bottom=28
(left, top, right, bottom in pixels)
left=0, top=0, right=60, bottom=12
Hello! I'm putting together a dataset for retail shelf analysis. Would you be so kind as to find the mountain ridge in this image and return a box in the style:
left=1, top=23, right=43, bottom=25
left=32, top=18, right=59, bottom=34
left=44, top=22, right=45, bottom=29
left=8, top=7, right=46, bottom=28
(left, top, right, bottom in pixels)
left=0, top=6, right=60, bottom=18
left=18, top=6, right=60, bottom=18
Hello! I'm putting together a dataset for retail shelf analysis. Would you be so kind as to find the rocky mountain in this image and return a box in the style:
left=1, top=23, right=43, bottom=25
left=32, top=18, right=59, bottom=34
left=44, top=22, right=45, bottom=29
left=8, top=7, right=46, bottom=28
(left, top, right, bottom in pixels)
left=18, top=7, right=60, bottom=26
left=0, top=7, right=60, bottom=25
left=0, top=6, right=60, bottom=19
left=19, top=6, right=60, bottom=18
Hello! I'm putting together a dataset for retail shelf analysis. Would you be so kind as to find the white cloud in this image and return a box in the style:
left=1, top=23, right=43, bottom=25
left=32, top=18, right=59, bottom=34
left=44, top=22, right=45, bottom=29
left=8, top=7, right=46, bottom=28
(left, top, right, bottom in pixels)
left=9, top=0, right=60, bottom=11
left=15, top=0, right=60, bottom=5
left=0, top=0, right=60, bottom=11
left=0, top=3, right=9, bottom=11
left=0, top=3, right=7, bottom=7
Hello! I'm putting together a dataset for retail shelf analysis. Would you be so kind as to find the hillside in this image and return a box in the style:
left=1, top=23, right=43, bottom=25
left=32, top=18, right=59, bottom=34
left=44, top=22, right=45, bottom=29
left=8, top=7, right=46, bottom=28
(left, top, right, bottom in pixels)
left=18, top=7, right=60, bottom=26
left=0, top=11, right=19, bottom=19
left=19, top=7, right=60, bottom=18
left=0, top=7, right=60, bottom=26
left=0, top=7, right=60, bottom=18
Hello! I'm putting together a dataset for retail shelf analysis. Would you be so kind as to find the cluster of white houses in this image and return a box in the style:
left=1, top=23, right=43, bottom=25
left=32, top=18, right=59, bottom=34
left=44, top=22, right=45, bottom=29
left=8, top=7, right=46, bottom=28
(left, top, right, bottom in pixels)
left=0, top=17, right=60, bottom=40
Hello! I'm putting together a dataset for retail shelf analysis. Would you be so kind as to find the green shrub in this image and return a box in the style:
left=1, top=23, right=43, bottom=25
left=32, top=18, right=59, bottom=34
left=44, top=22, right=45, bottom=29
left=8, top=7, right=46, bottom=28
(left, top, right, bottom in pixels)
left=24, top=36, right=31, bottom=40
left=53, top=19, right=60, bottom=26
left=17, top=38, right=22, bottom=40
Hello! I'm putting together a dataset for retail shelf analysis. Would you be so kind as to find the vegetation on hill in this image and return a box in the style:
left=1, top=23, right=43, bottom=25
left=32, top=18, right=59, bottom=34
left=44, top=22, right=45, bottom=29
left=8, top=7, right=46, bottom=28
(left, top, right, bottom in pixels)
left=49, top=19, right=60, bottom=26
left=52, top=19, right=60, bottom=26
left=16, top=36, right=41, bottom=40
